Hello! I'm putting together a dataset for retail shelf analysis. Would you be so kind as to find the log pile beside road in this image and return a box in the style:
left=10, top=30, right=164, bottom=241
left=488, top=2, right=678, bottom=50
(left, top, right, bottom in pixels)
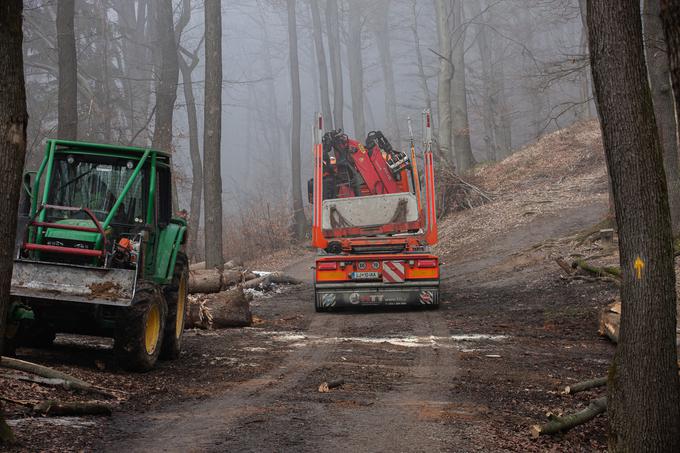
left=186, top=260, right=302, bottom=329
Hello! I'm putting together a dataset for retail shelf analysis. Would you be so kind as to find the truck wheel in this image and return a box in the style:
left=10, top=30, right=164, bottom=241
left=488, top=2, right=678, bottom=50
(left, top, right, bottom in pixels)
left=114, top=283, right=166, bottom=372
left=161, top=254, right=188, bottom=360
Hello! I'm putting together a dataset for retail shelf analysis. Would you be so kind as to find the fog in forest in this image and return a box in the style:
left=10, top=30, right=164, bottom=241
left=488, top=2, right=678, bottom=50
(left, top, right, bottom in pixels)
left=22, top=0, right=589, bottom=258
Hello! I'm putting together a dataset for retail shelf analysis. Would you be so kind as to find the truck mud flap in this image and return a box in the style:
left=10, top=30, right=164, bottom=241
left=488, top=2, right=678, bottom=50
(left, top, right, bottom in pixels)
left=11, top=260, right=137, bottom=307
left=315, top=283, right=439, bottom=309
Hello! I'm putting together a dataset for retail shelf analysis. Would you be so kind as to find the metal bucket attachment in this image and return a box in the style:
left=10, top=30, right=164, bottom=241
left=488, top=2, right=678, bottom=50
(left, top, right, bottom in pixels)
left=10, top=260, right=137, bottom=306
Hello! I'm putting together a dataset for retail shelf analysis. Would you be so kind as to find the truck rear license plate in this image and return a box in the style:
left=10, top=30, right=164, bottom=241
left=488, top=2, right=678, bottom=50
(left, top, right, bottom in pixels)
left=351, top=272, right=380, bottom=280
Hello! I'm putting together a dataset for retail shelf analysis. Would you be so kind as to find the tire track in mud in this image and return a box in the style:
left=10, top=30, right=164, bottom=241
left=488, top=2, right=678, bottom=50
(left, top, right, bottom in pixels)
left=229, top=308, right=466, bottom=453
left=104, top=307, right=347, bottom=453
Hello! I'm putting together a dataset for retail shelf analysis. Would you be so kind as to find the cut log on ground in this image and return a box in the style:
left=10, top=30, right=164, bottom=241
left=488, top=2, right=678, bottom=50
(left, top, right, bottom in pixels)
left=531, top=396, right=607, bottom=438
left=555, top=257, right=574, bottom=275
left=318, top=379, right=345, bottom=393
left=0, top=357, right=120, bottom=399
left=186, top=297, right=213, bottom=329
left=187, top=287, right=253, bottom=329
left=189, top=269, right=223, bottom=294
left=564, top=377, right=607, bottom=395
left=221, top=269, right=243, bottom=288
left=598, top=301, right=621, bottom=343
left=33, top=400, right=112, bottom=416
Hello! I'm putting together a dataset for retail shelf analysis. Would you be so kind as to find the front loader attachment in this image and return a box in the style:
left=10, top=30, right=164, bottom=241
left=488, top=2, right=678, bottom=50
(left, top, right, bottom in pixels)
left=11, top=260, right=137, bottom=306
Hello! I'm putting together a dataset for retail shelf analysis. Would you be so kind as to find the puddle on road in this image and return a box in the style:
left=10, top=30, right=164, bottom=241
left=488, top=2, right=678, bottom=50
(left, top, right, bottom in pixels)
left=252, top=331, right=508, bottom=349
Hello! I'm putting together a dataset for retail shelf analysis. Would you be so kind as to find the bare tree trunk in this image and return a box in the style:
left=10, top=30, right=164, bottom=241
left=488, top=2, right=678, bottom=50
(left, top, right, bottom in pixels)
left=450, top=0, right=475, bottom=171
left=326, top=0, right=343, bottom=129
left=435, top=0, right=454, bottom=166
left=588, top=2, right=680, bottom=451
left=410, top=0, right=432, bottom=113
left=347, top=0, right=366, bottom=139
left=494, top=58, right=512, bottom=159
left=470, top=0, right=496, bottom=162
left=151, top=0, right=178, bottom=152
left=287, top=0, right=307, bottom=239
left=179, top=48, right=202, bottom=262
left=0, top=0, right=28, bottom=444
left=203, top=0, right=224, bottom=269
left=373, top=0, right=400, bottom=143
left=310, top=0, right=333, bottom=126
left=649, top=0, right=680, bottom=237
left=57, top=0, right=77, bottom=140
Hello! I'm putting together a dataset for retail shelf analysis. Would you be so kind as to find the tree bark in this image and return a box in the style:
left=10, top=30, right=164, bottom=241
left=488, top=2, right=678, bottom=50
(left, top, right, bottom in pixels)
left=435, top=0, right=454, bottom=165
left=310, top=0, right=333, bottom=127
left=203, top=0, right=225, bottom=269
left=450, top=0, right=475, bottom=171
left=287, top=0, right=307, bottom=239
left=347, top=0, right=366, bottom=139
left=373, top=0, right=400, bottom=143
left=151, top=0, right=179, bottom=153
left=645, top=0, right=680, bottom=237
left=469, top=0, right=496, bottom=162
left=326, top=0, right=344, bottom=130
left=57, top=0, right=77, bottom=140
left=588, top=2, right=680, bottom=451
left=177, top=0, right=203, bottom=261
left=0, top=0, right=27, bottom=444
left=410, top=0, right=432, bottom=114
left=179, top=51, right=203, bottom=262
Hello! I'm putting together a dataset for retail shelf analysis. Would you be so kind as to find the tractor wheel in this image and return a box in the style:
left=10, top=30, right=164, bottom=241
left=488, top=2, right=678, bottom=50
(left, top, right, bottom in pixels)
left=114, top=282, right=166, bottom=372
left=161, top=253, right=188, bottom=360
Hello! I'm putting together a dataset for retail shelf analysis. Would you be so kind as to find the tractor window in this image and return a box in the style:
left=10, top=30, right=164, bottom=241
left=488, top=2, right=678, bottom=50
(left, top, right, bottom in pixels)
left=49, top=156, right=146, bottom=224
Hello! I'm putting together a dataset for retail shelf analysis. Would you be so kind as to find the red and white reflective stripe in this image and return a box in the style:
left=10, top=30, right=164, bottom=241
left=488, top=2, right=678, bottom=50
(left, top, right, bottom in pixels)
left=382, top=261, right=405, bottom=283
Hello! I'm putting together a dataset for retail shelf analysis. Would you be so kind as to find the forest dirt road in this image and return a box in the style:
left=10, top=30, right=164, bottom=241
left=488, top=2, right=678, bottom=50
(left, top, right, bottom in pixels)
left=86, top=200, right=614, bottom=453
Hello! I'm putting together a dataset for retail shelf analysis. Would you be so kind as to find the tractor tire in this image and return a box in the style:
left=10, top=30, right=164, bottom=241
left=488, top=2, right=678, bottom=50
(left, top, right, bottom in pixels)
left=114, top=282, right=166, bottom=372
left=161, top=252, right=188, bottom=360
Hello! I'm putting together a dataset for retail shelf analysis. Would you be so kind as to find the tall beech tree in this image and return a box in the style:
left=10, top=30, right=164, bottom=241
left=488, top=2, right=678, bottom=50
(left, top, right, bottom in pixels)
left=287, top=0, right=307, bottom=239
left=203, top=0, right=225, bottom=269
left=0, top=0, right=28, bottom=444
left=587, top=1, right=680, bottom=451
left=57, top=0, right=77, bottom=140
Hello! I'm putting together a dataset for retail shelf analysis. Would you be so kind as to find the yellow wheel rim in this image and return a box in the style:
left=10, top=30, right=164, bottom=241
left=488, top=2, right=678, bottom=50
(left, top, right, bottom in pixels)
left=145, top=304, right=161, bottom=355
left=176, top=275, right=187, bottom=339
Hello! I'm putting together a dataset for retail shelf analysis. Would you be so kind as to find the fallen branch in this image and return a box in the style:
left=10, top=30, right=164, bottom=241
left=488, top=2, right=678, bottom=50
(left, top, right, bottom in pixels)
left=0, top=357, right=121, bottom=399
left=564, top=377, right=607, bottom=395
left=531, top=396, right=607, bottom=438
left=572, top=259, right=621, bottom=279
left=555, top=257, right=574, bottom=275
left=33, top=400, right=112, bottom=416
left=318, top=379, right=345, bottom=393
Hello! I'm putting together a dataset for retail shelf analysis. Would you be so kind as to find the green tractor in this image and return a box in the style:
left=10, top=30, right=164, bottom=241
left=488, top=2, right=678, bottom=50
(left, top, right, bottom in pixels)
left=6, top=139, right=188, bottom=371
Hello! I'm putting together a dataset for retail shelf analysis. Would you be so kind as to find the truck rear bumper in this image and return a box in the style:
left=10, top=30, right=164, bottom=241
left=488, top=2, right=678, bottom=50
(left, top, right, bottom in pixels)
left=314, top=280, right=439, bottom=309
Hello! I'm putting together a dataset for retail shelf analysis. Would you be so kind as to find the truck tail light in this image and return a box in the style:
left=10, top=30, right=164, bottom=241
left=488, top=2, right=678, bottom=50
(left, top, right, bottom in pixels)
left=318, top=261, right=338, bottom=271
left=416, top=259, right=437, bottom=268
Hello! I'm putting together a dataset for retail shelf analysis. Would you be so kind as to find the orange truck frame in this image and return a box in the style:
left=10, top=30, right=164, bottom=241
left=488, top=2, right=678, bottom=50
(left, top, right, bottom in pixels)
left=311, top=112, right=440, bottom=311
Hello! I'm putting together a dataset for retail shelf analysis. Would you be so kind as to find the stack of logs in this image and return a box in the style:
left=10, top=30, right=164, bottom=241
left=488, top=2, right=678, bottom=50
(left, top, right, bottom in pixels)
left=186, top=259, right=301, bottom=329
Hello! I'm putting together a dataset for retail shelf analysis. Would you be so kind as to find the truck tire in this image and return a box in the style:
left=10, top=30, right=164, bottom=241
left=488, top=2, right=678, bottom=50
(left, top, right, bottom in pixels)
left=161, top=252, right=188, bottom=360
left=114, top=282, right=166, bottom=372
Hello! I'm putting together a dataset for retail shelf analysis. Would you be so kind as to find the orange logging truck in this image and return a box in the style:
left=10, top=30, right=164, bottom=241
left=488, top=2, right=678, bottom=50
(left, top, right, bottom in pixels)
left=309, top=112, right=439, bottom=311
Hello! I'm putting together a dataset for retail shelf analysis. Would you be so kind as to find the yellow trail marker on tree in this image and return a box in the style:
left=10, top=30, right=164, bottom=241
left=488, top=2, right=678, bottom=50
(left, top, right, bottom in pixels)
left=634, top=256, right=645, bottom=280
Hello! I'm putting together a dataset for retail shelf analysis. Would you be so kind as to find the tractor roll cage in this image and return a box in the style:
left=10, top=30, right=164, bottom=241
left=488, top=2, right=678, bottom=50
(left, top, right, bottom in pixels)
left=24, top=139, right=171, bottom=259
